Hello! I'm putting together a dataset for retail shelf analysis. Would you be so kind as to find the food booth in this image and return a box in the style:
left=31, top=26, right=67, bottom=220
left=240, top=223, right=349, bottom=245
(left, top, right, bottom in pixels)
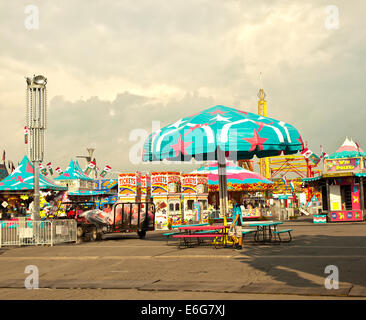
left=151, top=171, right=181, bottom=230
left=302, top=138, right=366, bottom=222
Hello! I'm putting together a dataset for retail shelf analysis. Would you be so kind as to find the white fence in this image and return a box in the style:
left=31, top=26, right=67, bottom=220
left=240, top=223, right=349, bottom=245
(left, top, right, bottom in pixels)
left=0, top=219, right=77, bottom=247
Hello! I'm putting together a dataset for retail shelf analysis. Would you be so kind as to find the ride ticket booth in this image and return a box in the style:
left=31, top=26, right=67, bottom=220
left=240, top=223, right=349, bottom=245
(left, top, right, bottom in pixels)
left=151, top=171, right=181, bottom=230
left=302, top=138, right=366, bottom=222
left=181, top=173, right=209, bottom=223
left=118, top=172, right=142, bottom=203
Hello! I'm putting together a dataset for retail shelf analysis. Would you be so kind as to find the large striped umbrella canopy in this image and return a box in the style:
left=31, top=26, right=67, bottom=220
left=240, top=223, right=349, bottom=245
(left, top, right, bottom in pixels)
left=143, top=105, right=303, bottom=161
left=142, top=105, right=303, bottom=218
left=191, top=161, right=273, bottom=192
left=0, top=156, right=67, bottom=191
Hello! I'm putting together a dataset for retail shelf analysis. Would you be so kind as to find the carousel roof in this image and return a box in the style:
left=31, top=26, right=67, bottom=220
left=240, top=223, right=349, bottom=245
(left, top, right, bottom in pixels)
left=0, top=156, right=67, bottom=191
left=328, top=137, right=366, bottom=159
left=191, top=160, right=273, bottom=187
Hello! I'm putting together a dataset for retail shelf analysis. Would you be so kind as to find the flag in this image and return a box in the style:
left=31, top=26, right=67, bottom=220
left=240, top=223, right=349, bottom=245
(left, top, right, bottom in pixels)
left=2, top=150, right=5, bottom=162
left=289, top=181, right=295, bottom=193
left=84, top=161, right=96, bottom=176
left=11, top=162, right=15, bottom=173
left=47, top=162, right=53, bottom=175
left=301, top=148, right=321, bottom=165
left=39, top=163, right=48, bottom=176
left=320, top=152, right=328, bottom=160
left=100, top=165, right=112, bottom=178
left=301, top=148, right=313, bottom=158
left=24, top=126, right=29, bottom=144
left=282, top=176, right=288, bottom=189
left=55, top=167, right=63, bottom=175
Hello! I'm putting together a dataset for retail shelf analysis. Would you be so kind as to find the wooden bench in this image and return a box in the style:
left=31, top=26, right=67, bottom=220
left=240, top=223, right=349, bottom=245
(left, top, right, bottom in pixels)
left=272, top=229, right=293, bottom=243
left=172, top=233, right=224, bottom=249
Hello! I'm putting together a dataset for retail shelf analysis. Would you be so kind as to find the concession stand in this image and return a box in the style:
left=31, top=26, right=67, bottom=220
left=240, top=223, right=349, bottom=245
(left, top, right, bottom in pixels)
left=180, top=173, right=209, bottom=223
left=302, top=138, right=366, bottom=222
left=151, top=171, right=181, bottom=230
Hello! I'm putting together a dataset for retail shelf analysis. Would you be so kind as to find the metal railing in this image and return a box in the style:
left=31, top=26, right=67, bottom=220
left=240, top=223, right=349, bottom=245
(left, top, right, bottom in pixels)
left=0, top=219, right=77, bottom=247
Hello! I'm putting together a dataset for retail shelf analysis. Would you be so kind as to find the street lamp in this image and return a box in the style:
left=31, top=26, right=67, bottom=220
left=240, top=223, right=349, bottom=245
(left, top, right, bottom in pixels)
left=26, top=74, right=47, bottom=220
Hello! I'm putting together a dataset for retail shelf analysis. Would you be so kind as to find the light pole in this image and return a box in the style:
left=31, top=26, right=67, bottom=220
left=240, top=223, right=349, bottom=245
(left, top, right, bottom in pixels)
left=26, top=75, right=47, bottom=220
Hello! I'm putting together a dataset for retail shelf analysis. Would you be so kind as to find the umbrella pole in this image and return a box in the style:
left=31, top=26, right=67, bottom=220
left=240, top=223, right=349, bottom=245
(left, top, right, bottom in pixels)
left=217, top=148, right=228, bottom=226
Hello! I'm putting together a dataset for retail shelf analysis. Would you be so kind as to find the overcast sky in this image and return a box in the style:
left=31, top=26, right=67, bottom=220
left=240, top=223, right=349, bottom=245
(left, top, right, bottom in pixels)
left=1, top=0, right=365, bottom=176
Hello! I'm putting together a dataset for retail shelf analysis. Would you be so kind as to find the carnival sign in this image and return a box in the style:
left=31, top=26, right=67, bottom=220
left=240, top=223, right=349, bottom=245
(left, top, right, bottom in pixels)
left=325, top=158, right=361, bottom=173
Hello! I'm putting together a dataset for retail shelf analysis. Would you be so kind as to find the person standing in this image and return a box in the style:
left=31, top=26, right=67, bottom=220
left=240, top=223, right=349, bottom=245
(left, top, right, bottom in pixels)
left=229, top=199, right=243, bottom=250
left=28, top=198, right=35, bottom=220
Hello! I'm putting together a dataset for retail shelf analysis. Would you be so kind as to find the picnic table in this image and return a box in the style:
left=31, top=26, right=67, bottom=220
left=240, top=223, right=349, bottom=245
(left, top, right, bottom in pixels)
left=239, top=221, right=291, bottom=243
left=172, top=225, right=229, bottom=249
left=162, top=223, right=210, bottom=245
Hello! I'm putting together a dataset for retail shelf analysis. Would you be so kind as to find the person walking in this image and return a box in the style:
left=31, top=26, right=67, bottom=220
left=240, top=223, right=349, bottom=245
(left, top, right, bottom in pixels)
left=229, top=199, right=243, bottom=250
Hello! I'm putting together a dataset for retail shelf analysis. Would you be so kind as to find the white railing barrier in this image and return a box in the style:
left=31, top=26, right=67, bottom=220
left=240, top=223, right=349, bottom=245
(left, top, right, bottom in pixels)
left=0, top=219, right=77, bottom=247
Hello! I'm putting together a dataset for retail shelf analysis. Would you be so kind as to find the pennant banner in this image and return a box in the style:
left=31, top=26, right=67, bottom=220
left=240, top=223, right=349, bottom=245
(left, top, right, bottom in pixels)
left=290, top=181, right=295, bottom=193
left=39, top=163, right=48, bottom=176
left=24, top=126, right=29, bottom=144
left=301, top=148, right=321, bottom=165
left=100, top=165, right=112, bottom=178
left=47, top=162, right=53, bottom=175
left=84, top=161, right=96, bottom=176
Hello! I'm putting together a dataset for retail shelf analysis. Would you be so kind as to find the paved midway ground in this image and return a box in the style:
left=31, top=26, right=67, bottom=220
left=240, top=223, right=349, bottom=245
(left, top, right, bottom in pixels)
left=1, top=217, right=366, bottom=300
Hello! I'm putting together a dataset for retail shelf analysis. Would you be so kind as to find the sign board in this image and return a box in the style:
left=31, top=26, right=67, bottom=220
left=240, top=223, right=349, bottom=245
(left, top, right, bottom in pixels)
left=19, top=228, right=33, bottom=238
left=151, top=172, right=180, bottom=194
left=181, top=174, right=197, bottom=194
left=118, top=173, right=141, bottom=196
left=324, top=157, right=362, bottom=173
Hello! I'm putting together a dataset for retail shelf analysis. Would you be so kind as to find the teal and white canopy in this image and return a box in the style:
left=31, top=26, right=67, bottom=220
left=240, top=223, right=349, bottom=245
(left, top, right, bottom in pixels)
left=54, top=159, right=93, bottom=181
left=0, top=156, right=66, bottom=191
left=143, top=105, right=304, bottom=162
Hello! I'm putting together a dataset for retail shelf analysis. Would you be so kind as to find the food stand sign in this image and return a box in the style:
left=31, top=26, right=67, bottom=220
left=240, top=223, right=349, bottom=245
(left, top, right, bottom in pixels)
left=325, top=158, right=362, bottom=173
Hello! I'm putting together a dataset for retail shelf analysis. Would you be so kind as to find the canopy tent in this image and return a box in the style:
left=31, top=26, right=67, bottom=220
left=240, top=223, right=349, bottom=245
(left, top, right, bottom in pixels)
left=327, top=137, right=366, bottom=159
left=191, top=160, right=273, bottom=192
left=0, top=163, right=8, bottom=181
left=54, top=159, right=93, bottom=181
left=0, top=156, right=67, bottom=191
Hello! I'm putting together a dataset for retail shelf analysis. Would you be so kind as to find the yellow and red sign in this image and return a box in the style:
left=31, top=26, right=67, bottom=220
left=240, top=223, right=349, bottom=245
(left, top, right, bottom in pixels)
left=151, top=172, right=180, bottom=194
left=118, top=172, right=141, bottom=196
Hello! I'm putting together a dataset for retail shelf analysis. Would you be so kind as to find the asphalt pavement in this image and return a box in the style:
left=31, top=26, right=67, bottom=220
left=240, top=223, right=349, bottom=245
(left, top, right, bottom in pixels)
left=1, top=216, right=366, bottom=300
